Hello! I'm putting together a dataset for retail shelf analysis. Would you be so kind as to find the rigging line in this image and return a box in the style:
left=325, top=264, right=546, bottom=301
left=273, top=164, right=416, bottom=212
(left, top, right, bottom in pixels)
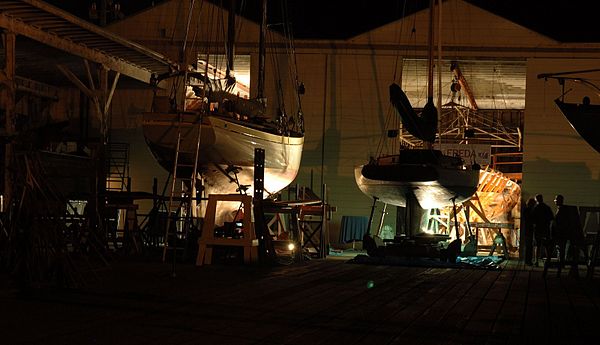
left=405, top=3, right=419, bottom=91
left=190, top=0, right=206, bottom=66
left=267, top=30, right=286, bottom=115
left=437, top=0, right=442, bottom=147
left=181, top=0, right=197, bottom=63
left=558, top=77, right=600, bottom=98
left=218, top=0, right=230, bottom=74
left=392, top=0, right=408, bottom=83
left=375, top=104, right=397, bottom=157
left=281, top=1, right=298, bottom=94
left=201, top=2, right=218, bottom=93
left=287, top=27, right=304, bottom=117
left=170, top=0, right=184, bottom=44
left=497, top=66, right=509, bottom=109
left=235, top=0, right=246, bottom=52
left=280, top=1, right=303, bottom=132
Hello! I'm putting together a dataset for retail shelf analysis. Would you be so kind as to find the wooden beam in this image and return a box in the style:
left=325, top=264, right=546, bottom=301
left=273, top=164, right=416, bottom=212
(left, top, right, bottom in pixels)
left=99, top=65, right=108, bottom=141
left=1, top=30, right=16, bottom=206
left=57, top=64, right=93, bottom=98
left=57, top=64, right=103, bottom=133
left=83, top=59, right=96, bottom=93
left=0, top=12, right=163, bottom=86
left=105, top=72, right=120, bottom=113
left=14, top=76, right=59, bottom=100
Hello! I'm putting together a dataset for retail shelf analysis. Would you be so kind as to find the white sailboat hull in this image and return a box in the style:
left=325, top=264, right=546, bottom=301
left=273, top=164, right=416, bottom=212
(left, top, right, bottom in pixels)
left=143, top=112, right=303, bottom=197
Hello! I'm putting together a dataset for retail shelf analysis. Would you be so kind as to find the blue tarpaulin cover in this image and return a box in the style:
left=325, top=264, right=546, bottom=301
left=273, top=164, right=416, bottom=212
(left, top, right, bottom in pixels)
left=348, top=254, right=504, bottom=269
left=340, top=216, right=369, bottom=243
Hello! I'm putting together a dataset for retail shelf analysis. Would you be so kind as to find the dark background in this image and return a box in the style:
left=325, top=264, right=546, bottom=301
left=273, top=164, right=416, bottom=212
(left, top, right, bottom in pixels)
left=46, top=0, right=597, bottom=42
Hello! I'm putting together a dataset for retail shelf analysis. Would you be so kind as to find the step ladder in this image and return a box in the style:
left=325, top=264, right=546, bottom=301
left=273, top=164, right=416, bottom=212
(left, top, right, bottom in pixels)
left=162, top=116, right=202, bottom=263
left=106, top=142, right=129, bottom=191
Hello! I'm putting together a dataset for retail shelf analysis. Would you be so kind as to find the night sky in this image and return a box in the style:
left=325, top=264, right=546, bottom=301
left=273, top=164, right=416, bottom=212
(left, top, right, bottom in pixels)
left=46, top=0, right=596, bottom=42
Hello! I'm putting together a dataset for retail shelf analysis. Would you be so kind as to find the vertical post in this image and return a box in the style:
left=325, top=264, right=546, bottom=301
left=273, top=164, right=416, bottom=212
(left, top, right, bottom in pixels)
left=226, top=0, right=236, bottom=80
left=1, top=31, right=16, bottom=209
left=320, top=55, right=328, bottom=199
left=99, top=65, right=109, bottom=142
left=376, top=203, right=388, bottom=237
left=79, top=91, right=89, bottom=153
left=320, top=183, right=328, bottom=258
left=427, top=0, right=434, bottom=101
left=366, top=197, right=378, bottom=236
left=98, top=66, right=109, bottom=252
left=253, top=148, right=274, bottom=263
left=256, top=0, right=267, bottom=100
left=436, top=0, right=443, bottom=148
left=291, top=208, right=303, bottom=262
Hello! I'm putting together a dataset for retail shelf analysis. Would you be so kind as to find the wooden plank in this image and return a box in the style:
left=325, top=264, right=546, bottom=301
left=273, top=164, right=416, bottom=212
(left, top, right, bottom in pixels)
left=297, top=267, right=460, bottom=345
left=382, top=269, right=475, bottom=343
left=386, top=269, right=489, bottom=345
left=5, top=259, right=600, bottom=344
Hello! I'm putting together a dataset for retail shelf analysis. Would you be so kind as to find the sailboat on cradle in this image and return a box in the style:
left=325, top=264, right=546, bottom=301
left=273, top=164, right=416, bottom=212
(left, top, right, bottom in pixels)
left=354, top=0, right=480, bottom=211
left=142, top=0, right=304, bottom=199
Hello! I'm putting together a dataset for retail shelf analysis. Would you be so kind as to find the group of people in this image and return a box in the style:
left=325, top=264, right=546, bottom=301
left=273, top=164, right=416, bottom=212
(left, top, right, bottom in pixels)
left=522, top=194, right=588, bottom=276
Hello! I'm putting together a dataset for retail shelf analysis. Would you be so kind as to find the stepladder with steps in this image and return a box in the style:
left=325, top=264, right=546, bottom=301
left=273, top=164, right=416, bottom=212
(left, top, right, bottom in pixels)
left=106, top=142, right=129, bottom=191
left=162, top=115, right=203, bottom=263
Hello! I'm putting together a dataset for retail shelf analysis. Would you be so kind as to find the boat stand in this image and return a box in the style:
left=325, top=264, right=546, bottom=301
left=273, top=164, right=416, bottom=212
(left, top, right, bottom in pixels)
left=196, top=194, right=259, bottom=265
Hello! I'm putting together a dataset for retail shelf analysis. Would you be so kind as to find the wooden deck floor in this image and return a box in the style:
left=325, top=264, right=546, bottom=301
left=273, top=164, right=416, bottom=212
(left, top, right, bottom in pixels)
left=2, top=257, right=600, bottom=345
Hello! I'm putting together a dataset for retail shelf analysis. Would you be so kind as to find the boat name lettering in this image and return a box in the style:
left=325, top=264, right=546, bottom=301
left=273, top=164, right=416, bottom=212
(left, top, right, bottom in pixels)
left=440, top=144, right=491, bottom=165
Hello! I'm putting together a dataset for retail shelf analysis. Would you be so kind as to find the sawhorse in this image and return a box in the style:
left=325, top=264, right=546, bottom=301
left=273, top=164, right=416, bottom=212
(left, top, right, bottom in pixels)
left=196, top=194, right=259, bottom=265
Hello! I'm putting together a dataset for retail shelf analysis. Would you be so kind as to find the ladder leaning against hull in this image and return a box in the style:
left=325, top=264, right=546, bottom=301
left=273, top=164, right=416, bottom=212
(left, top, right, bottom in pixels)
left=162, top=114, right=202, bottom=263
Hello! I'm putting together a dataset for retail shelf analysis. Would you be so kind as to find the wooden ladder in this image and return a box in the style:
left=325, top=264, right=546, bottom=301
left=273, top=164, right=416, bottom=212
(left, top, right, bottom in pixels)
left=162, top=115, right=202, bottom=263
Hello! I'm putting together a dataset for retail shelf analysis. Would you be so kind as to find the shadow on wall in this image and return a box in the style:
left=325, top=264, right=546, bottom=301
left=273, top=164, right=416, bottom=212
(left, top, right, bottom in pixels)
left=524, top=157, right=600, bottom=209
left=298, top=55, right=341, bottom=193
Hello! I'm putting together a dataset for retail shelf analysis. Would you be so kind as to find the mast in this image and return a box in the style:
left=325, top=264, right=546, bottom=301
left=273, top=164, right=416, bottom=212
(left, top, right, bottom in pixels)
left=257, top=0, right=267, bottom=100
left=436, top=0, right=442, bottom=147
left=226, top=0, right=236, bottom=83
left=427, top=0, right=435, bottom=103
left=180, top=0, right=196, bottom=111
left=181, top=0, right=195, bottom=61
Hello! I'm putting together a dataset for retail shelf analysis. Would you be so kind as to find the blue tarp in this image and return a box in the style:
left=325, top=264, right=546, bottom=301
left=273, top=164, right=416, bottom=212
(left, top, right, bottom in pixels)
left=347, top=254, right=504, bottom=270
left=339, top=216, right=369, bottom=243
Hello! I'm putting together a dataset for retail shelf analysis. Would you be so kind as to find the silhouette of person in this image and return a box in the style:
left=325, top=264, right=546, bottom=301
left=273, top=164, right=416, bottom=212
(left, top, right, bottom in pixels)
left=582, top=96, right=591, bottom=107
left=521, top=197, right=537, bottom=265
left=552, top=194, right=587, bottom=277
left=532, top=194, right=554, bottom=265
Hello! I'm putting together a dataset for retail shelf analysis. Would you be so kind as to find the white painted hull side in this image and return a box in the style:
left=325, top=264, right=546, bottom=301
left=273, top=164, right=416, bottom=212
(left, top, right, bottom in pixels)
left=143, top=113, right=303, bottom=197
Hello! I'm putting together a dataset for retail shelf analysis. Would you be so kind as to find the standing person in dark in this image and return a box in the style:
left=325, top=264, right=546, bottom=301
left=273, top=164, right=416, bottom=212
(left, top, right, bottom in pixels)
left=553, top=194, right=587, bottom=277
left=532, top=194, right=554, bottom=265
left=521, top=197, right=537, bottom=265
